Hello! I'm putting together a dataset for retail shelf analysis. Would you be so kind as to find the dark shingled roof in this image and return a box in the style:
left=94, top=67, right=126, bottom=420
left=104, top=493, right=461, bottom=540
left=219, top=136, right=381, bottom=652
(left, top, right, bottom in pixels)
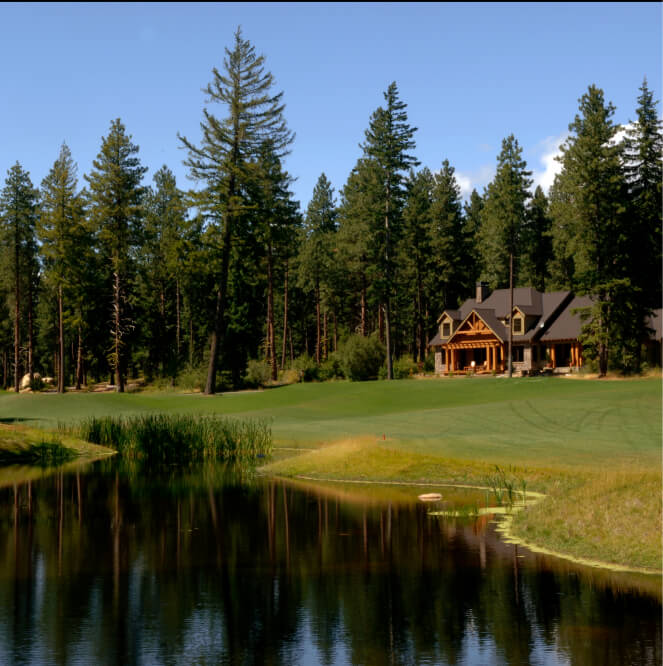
left=428, top=331, right=444, bottom=346
left=540, top=295, right=593, bottom=342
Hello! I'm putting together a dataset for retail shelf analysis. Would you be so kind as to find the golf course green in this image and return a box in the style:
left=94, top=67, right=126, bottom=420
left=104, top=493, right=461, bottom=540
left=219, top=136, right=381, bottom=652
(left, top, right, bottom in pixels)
left=0, top=375, right=660, bottom=571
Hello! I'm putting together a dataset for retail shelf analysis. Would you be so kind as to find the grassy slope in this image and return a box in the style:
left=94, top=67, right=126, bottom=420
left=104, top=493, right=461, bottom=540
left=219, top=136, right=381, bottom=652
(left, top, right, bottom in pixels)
left=0, top=377, right=660, bottom=569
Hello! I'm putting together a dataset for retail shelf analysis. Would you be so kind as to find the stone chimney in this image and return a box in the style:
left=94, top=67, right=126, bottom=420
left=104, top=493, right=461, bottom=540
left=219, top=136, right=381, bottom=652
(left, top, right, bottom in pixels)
left=476, top=282, right=489, bottom=304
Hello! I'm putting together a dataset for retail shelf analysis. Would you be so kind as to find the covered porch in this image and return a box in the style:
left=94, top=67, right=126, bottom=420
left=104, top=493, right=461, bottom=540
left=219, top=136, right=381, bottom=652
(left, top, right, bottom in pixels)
left=444, top=341, right=505, bottom=374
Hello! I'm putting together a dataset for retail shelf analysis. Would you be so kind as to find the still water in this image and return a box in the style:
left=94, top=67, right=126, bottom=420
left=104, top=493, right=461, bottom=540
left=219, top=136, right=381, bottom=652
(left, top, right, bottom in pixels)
left=0, top=459, right=659, bottom=665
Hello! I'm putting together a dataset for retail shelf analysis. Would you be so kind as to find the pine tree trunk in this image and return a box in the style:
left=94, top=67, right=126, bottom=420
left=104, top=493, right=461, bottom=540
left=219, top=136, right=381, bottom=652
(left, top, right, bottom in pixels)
left=206, top=219, right=233, bottom=395
left=28, top=285, right=33, bottom=383
left=333, top=311, right=338, bottom=352
left=176, top=277, right=181, bottom=361
left=281, top=260, right=289, bottom=370
left=160, top=285, right=166, bottom=377
left=360, top=275, right=367, bottom=336
left=58, top=284, right=65, bottom=393
left=75, top=327, right=83, bottom=390
left=13, top=220, right=20, bottom=393
left=266, top=242, right=277, bottom=381
left=315, top=283, right=321, bottom=365
left=113, top=270, right=125, bottom=393
left=323, top=311, right=328, bottom=361
left=189, top=310, right=194, bottom=368
left=384, top=192, right=393, bottom=380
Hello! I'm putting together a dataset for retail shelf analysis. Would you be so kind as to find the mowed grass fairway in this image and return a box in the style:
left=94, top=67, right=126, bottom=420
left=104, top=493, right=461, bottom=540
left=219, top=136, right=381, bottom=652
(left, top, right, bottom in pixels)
left=0, top=376, right=660, bottom=570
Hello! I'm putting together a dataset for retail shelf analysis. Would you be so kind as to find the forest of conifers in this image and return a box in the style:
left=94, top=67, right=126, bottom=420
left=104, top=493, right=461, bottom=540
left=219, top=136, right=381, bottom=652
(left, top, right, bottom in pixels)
left=1, top=29, right=661, bottom=393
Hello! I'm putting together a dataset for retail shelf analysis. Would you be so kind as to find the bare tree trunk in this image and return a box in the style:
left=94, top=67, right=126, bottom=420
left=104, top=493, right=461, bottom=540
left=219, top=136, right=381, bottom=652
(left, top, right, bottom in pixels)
left=289, top=327, right=294, bottom=364
left=281, top=260, right=289, bottom=370
left=266, top=242, right=277, bottom=381
left=27, top=279, right=33, bottom=383
left=360, top=275, right=367, bottom=336
left=113, top=271, right=125, bottom=393
left=58, top=284, right=65, bottom=393
left=333, top=310, right=338, bottom=352
left=189, top=311, right=194, bottom=367
left=315, top=283, right=321, bottom=365
left=176, top=277, right=181, bottom=359
left=384, top=194, right=393, bottom=380
left=75, top=326, right=83, bottom=390
left=323, top=311, right=328, bottom=361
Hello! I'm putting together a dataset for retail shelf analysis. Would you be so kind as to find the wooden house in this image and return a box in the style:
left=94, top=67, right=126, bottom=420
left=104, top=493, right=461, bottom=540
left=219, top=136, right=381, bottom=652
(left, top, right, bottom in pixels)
left=428, top=283, right=592, bottom=375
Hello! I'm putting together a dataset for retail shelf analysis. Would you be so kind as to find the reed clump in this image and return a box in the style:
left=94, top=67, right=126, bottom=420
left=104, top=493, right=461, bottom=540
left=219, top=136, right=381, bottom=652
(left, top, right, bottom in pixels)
left=66, top=414, right=272, bottom=463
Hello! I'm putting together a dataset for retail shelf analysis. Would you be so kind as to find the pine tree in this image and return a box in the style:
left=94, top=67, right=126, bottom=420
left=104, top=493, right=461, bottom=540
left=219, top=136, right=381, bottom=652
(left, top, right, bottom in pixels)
left=360, top=82, right=418, bottom=379
left=297, top=173, right=337, bottom=365
left=428, top=160, right=468, bottom=314
left=179, top=27, right=293, bottom=394
left=479, top=135, right=532, bottom=290
left=39, top=143, right=85, bottom=392
left=402, top=168, right=434, bottom=362
left=463, top=188, right=485, bottom=289
left=623, top=78, right=662, bottom=310
left=85, top=118, right=147, bottom=392
left=519, top=185, right=552, bottom=292
left=140, top=166, right=189, bottom=380
left=0, top=163, right=39, bottom=391
left=549, top=85, right=629, bottom=375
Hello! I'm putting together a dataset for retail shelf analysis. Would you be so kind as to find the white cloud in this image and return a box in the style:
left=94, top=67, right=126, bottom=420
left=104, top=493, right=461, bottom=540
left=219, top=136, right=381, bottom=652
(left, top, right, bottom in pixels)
left=455, top=164, right=495, bottom=199
left=530, top=133, right=568, bottom=194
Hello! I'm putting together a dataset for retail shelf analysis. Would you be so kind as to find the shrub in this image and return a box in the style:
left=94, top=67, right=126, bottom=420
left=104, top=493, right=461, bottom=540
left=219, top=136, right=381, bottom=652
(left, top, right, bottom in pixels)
left=393, top=357, right=418, bottom=379
left=175, top=365, right=208, bottom=392
left=293, top=354, right=319, bottom=382
left=319, top=352, right=345, bottom=381
left=278, top=368, right=300, bottom=385
left=338, top=334, right=385, bottom=381
left=423, top=353, right=435, bottom=373
left=244, top=359, right=272, bottom=388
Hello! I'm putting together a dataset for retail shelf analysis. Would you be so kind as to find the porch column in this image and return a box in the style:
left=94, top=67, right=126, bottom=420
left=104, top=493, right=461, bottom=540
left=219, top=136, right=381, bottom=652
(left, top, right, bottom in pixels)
left=551, top=345, right=556, bottom=368
left=445, top=347, right=449, bottom=372
left=578, top=344, right=583, bottom=367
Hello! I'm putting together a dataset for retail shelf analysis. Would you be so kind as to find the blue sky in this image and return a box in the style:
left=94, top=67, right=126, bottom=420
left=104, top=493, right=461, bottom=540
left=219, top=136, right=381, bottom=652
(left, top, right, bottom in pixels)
left=1, top=2, right=660, bottom=211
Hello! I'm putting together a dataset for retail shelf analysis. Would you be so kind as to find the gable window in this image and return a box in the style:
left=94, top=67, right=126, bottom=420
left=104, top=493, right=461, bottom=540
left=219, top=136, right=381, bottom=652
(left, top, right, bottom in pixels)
left=442, top=322, right=451, bottom=337
left=513, top=317, right=522, bottom=334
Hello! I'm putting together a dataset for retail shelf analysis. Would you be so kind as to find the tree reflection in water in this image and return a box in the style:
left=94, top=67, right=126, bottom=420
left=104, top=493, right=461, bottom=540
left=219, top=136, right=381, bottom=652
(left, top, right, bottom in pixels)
left=0, top=459, right=659, bottom=665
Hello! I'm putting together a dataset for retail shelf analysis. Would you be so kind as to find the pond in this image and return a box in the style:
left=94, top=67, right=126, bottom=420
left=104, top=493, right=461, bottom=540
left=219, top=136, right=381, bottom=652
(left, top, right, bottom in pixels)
left=0, top=458, right=659, bottom=665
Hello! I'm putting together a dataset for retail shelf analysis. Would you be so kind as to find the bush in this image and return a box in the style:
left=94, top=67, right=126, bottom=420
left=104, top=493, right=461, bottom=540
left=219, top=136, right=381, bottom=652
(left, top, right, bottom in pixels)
left=175, top=365, right=207, bottom=392
left=293, top=354, right=319, bottom=382
left=244, top=359, right=272, bottom=388
left=319, top=352, right=345, bottom=381
left=393, top=357, right=418, bottom=379
left=338, top=334, right=385, bottom=381
left=423, top=353, right=435, bottom=373
left=278, top=368, right=301, bottom=385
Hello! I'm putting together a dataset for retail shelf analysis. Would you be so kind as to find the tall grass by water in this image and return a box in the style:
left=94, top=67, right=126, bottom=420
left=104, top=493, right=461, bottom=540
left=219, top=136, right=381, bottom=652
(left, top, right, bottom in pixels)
left=65, top=414, right=272, bottom=462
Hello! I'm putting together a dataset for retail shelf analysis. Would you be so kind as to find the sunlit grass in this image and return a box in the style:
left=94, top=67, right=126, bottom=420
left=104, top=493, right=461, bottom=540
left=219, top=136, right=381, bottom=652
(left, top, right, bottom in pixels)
left=65, top=413, right=272, bottom=462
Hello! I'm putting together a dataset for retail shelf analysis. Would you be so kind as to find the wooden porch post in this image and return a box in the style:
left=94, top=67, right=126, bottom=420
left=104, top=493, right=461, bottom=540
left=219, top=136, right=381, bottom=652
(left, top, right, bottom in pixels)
left=551, top=345, right=556, bottom=368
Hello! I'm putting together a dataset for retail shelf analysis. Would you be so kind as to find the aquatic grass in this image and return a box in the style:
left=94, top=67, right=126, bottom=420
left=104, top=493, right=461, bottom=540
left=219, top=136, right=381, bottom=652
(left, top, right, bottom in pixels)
left=66, top=414, right=272, bottom=462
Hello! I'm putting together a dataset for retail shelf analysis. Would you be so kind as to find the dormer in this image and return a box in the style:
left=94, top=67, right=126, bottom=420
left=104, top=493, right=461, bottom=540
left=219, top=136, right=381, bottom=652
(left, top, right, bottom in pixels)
left=439, top=313, right=454, bottom=339
left=512, top=309, right=525, bottom=335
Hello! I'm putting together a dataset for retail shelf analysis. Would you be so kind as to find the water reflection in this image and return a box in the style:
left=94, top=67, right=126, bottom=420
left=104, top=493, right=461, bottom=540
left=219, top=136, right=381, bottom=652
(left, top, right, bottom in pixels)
left=0, top=460, right=659, bottom=665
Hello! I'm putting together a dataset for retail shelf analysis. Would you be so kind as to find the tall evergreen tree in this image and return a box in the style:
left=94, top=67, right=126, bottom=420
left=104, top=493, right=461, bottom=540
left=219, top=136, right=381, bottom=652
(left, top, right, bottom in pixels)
left=623, top=78, right=662, bottom=310
left=463, top=188, right=485, bottom=289
left=0, top=163, right=39, bottom=392
left=139, top=166, right=190, bottom=380
left=179, top=27, right=293, bottom=394
left=85, top=118, right=147, bottom=392
left=519, top=185, right=552, bottom=292
left=298, top=173, right=337, bottom=365
left=402, top=168, right=434, bottom=362
left=428, top=160, right=469, bottom=314
left=360, top=82, right=418, bottom=379
left=549, top=85, right=629, bottom=375
left=39, top=143, right=85, bottom=392
left=479, top=135, right=532, bottom=290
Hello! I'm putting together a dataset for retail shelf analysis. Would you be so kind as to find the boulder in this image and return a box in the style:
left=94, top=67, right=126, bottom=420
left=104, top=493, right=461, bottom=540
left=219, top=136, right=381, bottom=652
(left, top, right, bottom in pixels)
left=19, top=372, right=41, bottom=390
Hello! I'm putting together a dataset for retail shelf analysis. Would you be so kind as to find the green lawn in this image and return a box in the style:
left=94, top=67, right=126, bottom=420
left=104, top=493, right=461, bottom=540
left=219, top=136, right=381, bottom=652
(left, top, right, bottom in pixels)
left=0, top=376, right=659, bottom=468
left=0, top=376, right=660, bottom=571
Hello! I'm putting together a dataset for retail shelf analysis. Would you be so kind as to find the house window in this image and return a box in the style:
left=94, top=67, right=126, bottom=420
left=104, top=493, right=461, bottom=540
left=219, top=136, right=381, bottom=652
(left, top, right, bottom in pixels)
left=513, top=317, right=522, bottom=334
left=511, top=346, right=524, bottom=362
left=442, top=322, right=451, bottom=337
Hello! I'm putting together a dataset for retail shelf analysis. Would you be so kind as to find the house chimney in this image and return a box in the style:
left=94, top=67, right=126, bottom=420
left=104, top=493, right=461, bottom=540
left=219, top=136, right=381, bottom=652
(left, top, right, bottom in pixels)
left=476, top=282, right=489, bottom=304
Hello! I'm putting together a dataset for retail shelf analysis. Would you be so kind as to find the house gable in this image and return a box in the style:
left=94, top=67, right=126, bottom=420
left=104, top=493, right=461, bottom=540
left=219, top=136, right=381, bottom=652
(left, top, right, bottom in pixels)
left=447, top=310, right=505, bottom=346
